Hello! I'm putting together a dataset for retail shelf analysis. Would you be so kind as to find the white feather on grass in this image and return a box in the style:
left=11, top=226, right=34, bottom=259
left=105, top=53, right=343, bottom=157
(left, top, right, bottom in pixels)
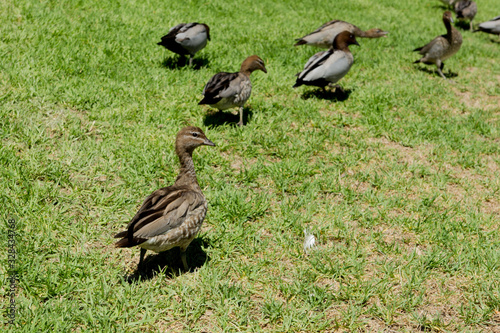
left=303, top=229, right=316, bottom=253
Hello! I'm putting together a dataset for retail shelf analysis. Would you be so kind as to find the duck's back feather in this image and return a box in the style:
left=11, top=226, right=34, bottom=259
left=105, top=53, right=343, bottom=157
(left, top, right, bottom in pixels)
left=199, top=72, right=240, bottom=104
left=158, top=23, right=191, bottom=55
left=158, top=23, right=209, bottom=56
left=298, top=50, right=332, bottom=79
left=295, top=49, right=353, bottom=88
left=114, top=185, right=204, bottom=247
left=454, top=0, right=472, bottom=13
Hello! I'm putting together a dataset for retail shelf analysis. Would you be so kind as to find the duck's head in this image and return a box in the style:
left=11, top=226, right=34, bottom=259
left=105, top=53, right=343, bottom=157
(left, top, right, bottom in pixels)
left=365, top=28, right=389, bottom=38
left=240, top=55, right=267, bottom=75
left=333, top=31, right=360, bottom=50
left=176, top=126, right=215, bottom=154
left=443, top=11, right=454, bottom=23
left=202, top=23, right=211, bottom=41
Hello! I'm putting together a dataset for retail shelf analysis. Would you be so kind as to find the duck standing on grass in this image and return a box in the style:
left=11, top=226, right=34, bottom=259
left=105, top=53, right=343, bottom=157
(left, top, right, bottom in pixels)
left=474, top=16, right=500, bottom=40
left=413, top=11, right=462, bottom=80
left=157, top=23, right=210, bottom=66
left=294, top=20, right=387, bottom=49
left=114, top=127, right=215, bottom=271
left=454, top=1, right=477, bottom=31
left=293, top=31, right=359, bottom=92
left=198, top=55, right=267, bottom=126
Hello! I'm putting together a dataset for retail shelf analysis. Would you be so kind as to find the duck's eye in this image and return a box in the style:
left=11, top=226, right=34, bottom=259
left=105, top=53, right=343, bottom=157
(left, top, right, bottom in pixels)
left=192, top=132, right=199, bottom=137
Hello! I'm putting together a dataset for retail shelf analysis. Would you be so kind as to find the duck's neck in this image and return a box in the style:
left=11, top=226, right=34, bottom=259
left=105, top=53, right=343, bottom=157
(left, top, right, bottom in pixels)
left=353, top=27, right=365, bottom=37
left=240, top=68, right=252, bottom=77
left=334, top=41, right=350, bottom=52
left=444, top=19, right=453, bottom=37
left=174, top=149, right=201, bottom=190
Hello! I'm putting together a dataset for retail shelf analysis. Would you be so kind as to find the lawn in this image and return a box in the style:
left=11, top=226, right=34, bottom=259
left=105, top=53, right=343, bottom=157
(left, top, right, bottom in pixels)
left=1, top=0, right=499, bottom=331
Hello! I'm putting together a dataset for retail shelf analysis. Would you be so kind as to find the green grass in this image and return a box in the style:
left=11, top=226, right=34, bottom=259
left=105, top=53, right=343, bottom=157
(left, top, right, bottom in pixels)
left=1, top=0, right=499, bottom=331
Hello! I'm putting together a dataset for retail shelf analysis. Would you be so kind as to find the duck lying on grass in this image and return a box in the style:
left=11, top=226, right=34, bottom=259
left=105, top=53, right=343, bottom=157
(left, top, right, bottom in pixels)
left=294, top=31, right=359, bottom=92
left=199, top=55, right=267, bottom=126
left=413, top=11, right=462, bottom=80
left=114, top=127, right=215, bottom=271
left=295, top=20, right=387, bottom=48
left=158, top=23, right=210, bottom=66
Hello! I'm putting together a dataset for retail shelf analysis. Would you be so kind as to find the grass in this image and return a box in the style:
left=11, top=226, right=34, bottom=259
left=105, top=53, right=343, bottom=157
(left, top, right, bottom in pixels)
left=1, top=0, right=499, bottom=331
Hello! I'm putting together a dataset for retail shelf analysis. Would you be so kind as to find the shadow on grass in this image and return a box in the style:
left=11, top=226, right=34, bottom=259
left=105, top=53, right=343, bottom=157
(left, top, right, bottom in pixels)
left=300, top=88, right=352, bottom=101
left=203, top=108, right=253, bottom=127
left=431, top=4, right=451, bottom=10
left=124, top=237, right=210, bottom=283
left=454, top=21, right=472, bottom=31
left=160, top=56, right=209, bottom=70
left=415, top=66, right=458, bottom=79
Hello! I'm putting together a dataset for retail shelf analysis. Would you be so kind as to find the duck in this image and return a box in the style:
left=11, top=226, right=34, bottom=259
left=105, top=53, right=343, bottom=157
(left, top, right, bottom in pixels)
left=294, top=20, right=387, bottom=48
left=293, top=31, right=359, bottom=91
left=474, top=16, right=500, bottom=39
left=157, top=23, right=210, bottom=66
left=454, top=1, right=477, bottom=31
left=413, top=11, right=462, bottom=80
left=114, top=126, right=215, bottom=271
left=198, top=55, right=267, bottom=126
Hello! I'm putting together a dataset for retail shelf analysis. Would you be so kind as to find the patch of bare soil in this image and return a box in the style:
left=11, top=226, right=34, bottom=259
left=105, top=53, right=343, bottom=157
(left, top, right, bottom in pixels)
left=452, top=85, right=500, bottom=112
left=367, top=137, right=499, bottom=218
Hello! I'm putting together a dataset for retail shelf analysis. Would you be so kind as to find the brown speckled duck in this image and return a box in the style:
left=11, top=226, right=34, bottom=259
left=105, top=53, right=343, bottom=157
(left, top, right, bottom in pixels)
left=454, top=1, right=478, bottom=31
left=413, top=11, right=462, bottom=80
left=157, top=23, right=210, bottom=66
left=114, top=126, right=215, bottom=271
left=198, top=55, right=267, bottom=126
left=294, top=31, right=359, bottom=91
left=295, top=20, right=387, bottom=48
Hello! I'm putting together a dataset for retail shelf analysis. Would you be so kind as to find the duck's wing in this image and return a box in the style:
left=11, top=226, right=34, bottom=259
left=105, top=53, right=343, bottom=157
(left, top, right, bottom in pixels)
left=413, top=35, right=446, bottom=55
left=304, top=50, right=351, bottom=81
left=454, top=1, right=473, bottom=13
left=301, top=50, right=329, bottom=73
left=317, top=20, right=351, bottom=31
left=159, top=23, right=187, bottom=41
left=114, top=185, right=204, bottom=247
left=295, top=20, right=350, bottom=46
left=175, top=23, right=205, bottom=43
left=297, top=49, right=332, bottom=79
left=199, top=72, right=240, bottom=104
left=157, top=23, right=191, bottom=55
left=477, top=16, right=500, bottom=31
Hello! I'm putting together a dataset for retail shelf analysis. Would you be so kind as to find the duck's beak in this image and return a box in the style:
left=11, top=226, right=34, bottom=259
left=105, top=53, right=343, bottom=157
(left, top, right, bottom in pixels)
left=204, top=138, right=216, bottom=146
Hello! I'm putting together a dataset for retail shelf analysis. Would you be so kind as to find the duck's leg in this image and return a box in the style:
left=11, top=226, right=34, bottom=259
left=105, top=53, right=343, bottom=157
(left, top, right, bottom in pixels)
left=138, top=248, right=146, bottom=269
left=469, top=21, right=473, bottom=31
left=436, top=60, right=447, bottom=79
left=189, top=55, right=194, bottom=67
left=237, top=106, right=244, bottom=126
left=331, top=84, right=344, bottom=94
left=180, top=249, right=189, bottom=271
